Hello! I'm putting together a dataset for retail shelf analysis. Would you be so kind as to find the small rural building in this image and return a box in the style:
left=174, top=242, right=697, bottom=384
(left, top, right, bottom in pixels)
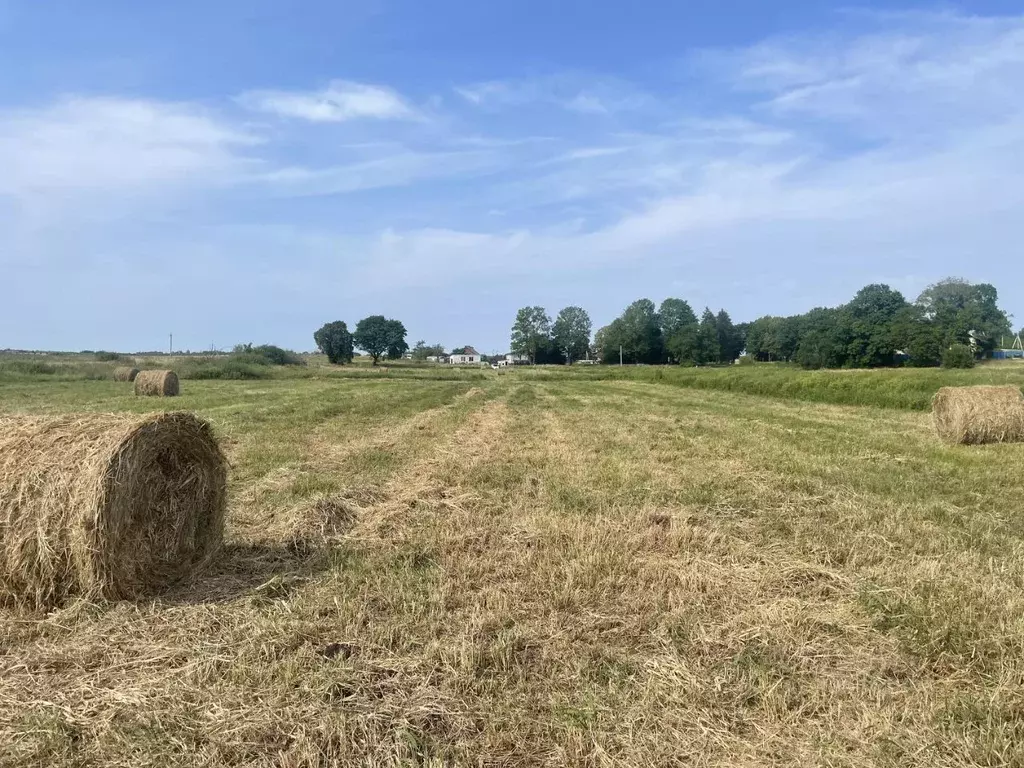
left=449, top=346, right=482, bottom=365
left=505, top=354, right=530, bottom=365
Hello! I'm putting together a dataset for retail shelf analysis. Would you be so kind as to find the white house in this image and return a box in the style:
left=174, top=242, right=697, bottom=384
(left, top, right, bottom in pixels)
left=505, top=354, right=530, bottom=365
left=449, top=346, right=482, bottom=365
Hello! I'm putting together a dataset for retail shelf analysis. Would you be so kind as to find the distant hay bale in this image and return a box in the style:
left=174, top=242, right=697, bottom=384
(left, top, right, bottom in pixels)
left=113, top=366, right=140, bottom=382
left=135, top=369, right=179, bottom=397
left=0, top=412, right=227, bottom=608
left=932, top=385, right=1024, bottom=445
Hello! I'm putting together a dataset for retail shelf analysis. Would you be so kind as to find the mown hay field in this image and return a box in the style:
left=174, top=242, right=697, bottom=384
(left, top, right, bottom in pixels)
left=2, top=369, right=1024, bottom=767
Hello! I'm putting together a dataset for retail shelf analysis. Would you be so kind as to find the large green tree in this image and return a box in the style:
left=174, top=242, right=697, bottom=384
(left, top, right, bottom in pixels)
left=313, top=321, right=354, bottom=365
left=660, top=298, right=699, bottom=364
left=695, top=308, right=720, bottom=365
left=916, top=278, right=1011, bottom=354
left=353, top=315, right=407, bottom=365
left=716, top=309, right=744, bottom=363
left=842, top=284, right=908, bottom=367
left=746, top=316, right=798, bottom=362
left=551, top=306, right=592, bottom=363
left=510, top=306, right=552, bottom=364
left=614, top=299, right=664, bottom=364
left=659, top=298, right=698, bottom=339
left=794, top=308, right=847, bottom=369
left=384, top=319, right=409, bottom=360
left=891, top=306, right=943, bottom=367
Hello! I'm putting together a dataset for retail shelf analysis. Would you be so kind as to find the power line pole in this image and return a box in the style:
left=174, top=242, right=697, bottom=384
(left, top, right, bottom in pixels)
left=619, top=345, right=623, bottom=366
left=169, top=333, right=173, bottom=354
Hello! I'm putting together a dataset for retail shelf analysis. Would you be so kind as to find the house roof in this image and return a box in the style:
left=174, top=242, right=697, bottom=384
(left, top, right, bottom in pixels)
left=462, top=346, right=479, bottom=355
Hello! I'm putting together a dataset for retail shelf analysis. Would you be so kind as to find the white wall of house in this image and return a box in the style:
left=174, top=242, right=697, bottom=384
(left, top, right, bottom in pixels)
left=449, top=354, right=481, bottom=364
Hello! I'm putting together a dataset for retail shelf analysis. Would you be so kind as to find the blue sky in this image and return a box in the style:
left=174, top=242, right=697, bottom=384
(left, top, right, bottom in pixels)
left=1, top=1, right=1022, bottom=353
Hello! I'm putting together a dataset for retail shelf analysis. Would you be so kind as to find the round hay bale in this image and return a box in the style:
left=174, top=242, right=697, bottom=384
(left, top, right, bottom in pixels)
left=113, top=366, right=140, bottom=382
left=931, top=385, right=1024, bottom=445
left=135, top=369, right=179, bottom=397
left=0, top=412, right=227, bottom=608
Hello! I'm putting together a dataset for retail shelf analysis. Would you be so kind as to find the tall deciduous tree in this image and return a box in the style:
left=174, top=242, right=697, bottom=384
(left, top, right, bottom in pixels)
left=841, top=284, right=907, bottom=367
left=313, top=321, right=354, bottom=365
left=659, top=298, right=698, bottom=339
left=916, top=278, right=1011, bottom=353
left=353, top=315, right=407, bottom=365
left=695, top=308, right=720, bottom=364
left=552, top=306, right=592, bottom=363
left=891, top=306, right=942, bottom=367
left=660, top=298, right=699, bottom=364
left=384, top=319, right=409, bottom=360
left=794, top=307, right=847, bottom=369
left=716, top=309, right=744, bottom=363
left=620, top=299, right=664, bottom=364
left=510, top=306, right=552, bottom=363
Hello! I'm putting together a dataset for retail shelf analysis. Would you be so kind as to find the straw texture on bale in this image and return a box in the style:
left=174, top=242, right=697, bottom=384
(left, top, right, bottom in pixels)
left=0, top=412, right=227, bottom=607
left=931, top=385, right=1024, bottom=445
left=113, top=366, right=140, bottom=382
left=135, top=369, right=179, bottom=397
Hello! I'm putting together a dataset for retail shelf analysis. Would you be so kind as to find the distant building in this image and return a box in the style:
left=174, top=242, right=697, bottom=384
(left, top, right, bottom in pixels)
left=449, top=346, right=482, bottom=365
left=505, top=354, right=530, bottom=365
left=426, top=355, right=448, bottom=363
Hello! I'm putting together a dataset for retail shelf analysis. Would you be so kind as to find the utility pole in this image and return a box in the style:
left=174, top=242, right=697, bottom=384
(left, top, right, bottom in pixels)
left=619, top=345, right=623, bottom=366
left=169, top=333, right=173, bottom=354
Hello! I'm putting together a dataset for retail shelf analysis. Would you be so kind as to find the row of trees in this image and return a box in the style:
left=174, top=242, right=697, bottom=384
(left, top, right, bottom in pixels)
left=512, top=278, right=1011, bottom=369
left=314, top=316, right=408, bottom=365
left=595, top=299, right=744, bottom=366
left=510, top=306, right=594, bottom=364
left=744, top=279, right=1011, bottom=368
left=316, top=278, right=1010, bottom=370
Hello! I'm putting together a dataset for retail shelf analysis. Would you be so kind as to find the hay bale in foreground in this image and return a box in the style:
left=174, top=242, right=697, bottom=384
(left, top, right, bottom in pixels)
left=135, top=369, right=179, bottom=397
left=0, top=412, right=226, bottom=608
left=113, top=366, right=140, bottom=382
left=932, top=385, right=1024, bottom=445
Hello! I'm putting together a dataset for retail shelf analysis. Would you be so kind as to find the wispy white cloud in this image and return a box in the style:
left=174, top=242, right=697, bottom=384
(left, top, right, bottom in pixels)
left=454, top=75, right=649, bottom=114
left=349, top=12, right=1024, bottom=313
left=0, top=96, right=258, bottom=195
left=253, top=149, right=501, bottom=197
left=238, top=80, right=415, bottom=122
left=705, top=12, right=1024, bottom=138
left=4, top=11, right=1024, bottom=351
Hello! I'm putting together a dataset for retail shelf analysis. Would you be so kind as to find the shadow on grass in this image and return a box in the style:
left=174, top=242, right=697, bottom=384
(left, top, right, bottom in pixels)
left=161, top=540, right=346, bottom=605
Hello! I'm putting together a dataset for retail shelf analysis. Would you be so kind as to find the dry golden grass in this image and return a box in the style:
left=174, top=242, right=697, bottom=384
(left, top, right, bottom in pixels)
left=1, top=376, right=1023, bottom=766
left=932, top=384, right=1024, bottom=444
left=0, top=412, right=227, bottom=609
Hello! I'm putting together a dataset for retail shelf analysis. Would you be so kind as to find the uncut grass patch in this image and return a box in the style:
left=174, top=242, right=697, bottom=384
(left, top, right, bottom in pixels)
left=541, top=363, right=1024, bottom=410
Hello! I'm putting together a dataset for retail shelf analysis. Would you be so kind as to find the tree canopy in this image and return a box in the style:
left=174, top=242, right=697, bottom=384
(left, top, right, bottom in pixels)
left=313, top=321, right=354, bottom=365
left=385, top=320, right=409, bottom=360
left=596, top=299, right=664, bottom=364
left=353, top=315, right=408, bottom=365
left=552, top=306, right=592, bottom=363
left=410, top=341, right=445, bottom=361
left=916, top=278, right=1011, bottom=353
left=510, top=306, right=552, bottom=364
left=660, top=298, right=699, bottom=364
left=738, top=278, right=1011, bottom=369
